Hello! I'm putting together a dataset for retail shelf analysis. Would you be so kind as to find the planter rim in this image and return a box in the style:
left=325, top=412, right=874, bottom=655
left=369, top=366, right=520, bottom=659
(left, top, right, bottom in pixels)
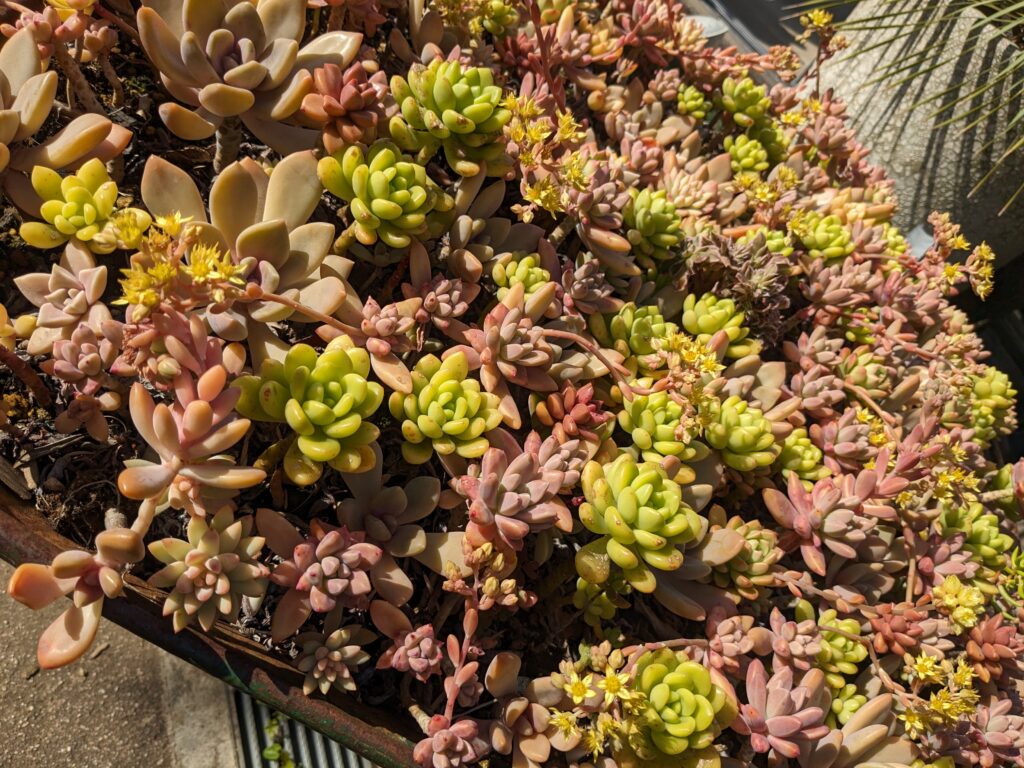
left=0, top=487, right=418, bottom=768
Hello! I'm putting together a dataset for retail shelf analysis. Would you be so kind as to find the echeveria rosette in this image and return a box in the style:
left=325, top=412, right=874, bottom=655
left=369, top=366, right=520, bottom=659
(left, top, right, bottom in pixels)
left=798, top=213, right=854, bottom=263
left=576, top=453, right=704, bottom=593
left=775, top=427, right=830, bottom=487
left=632, top=649, right=735, bottom=758
left=233, top=336, right=384, bottom=486
left=590, top=302, right=677, bottom=375
left=938, top=500, right=1014, bottom=577
left=724, top=134, right=769, bottom=176
left=795, top=600, right=868, bottom=690
left=681, top=293, right=760, bottom=359
left=704, top=395, right=779, bottom=472
left=318, top=140, right=453, bottom=248
left=714, top=76, right=770, bottom=129
left=388, top=351, right=503, bottom=465
left=389, top=59, right=512, bottom=177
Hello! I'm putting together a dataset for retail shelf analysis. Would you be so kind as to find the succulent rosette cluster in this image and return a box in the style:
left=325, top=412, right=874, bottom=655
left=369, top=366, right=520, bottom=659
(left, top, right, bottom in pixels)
left=1, top=5, right=1022, bottom=768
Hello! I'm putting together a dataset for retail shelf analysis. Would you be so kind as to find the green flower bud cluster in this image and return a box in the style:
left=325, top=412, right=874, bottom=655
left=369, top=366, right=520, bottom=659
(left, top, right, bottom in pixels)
left=491, top=251, right=550, bottom=300
left=776, top=427, right=830, bottom=486
left=623, top=188, right=683, bottom=266
left=724, top=134, right=769, bottom=175
left=390, top=60, right=511, bottom=177
left=796, top=600, right=867, bottom=690
left=798, top=213, right=854, bottom=263
left=704, top=395, right=779, bottom=471
left=708, top=516, right=782, bottom=601
left=633, top=649, right=732, bottom=756
left=481, top=0, right=519, bottom=35
left=318, top=141, right=452, bottom=248
left=590, top=302, right=677, bottom=373
left=681, top=292, right=759, bottom=358
left=388, top=352, right=503, bottom=465
left=234, top=337, right=384, bottom=486
left=828, top=682, right=867, bottom=727
left=576, top=454, right=704, bottom=593
left=938, top=501, right=1014, bottom=575
left=617, top=379, right=708, bottom=464
left=969, top=366, right=1017, bottom=444
left=21, top=159, right=149, bottom=254
left=676, top=85, right=710, bottom=120
left=714, top=77, right=770, bottom=129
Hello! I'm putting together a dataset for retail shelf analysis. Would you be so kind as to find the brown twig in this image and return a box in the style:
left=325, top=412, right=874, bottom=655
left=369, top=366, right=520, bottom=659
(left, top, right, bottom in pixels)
left=0, top=347, right=52, bottom=406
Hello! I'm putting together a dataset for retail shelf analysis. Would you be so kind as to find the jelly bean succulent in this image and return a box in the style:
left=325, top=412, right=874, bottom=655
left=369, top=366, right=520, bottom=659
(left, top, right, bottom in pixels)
left=1, top=3, right=1022, bottom=768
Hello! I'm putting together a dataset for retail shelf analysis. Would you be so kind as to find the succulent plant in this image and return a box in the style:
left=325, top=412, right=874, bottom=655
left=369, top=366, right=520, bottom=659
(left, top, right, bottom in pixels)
left=776, top=427, right=830, bottom=486
left=937, top=501, right=1014, bottom=574
left=413, top=716, right=489, bottom=768
left=19, top=159, right=149, bottom=253
left=798, top=213, right=855, bottom=263
left=295, top=612, right=376, bottom=695
left=622, top=188, right=683, bottom=266
left=148, top=505, right=269, bottom=632
left=705, top=510, right=782, bottom=601
left=0, top=28, right=57, bottom=173
left=491, top=251, right=552, bottom=301
left=715, top=77, right=770, bottom=128
left=319, top=140, right=453, bottom=248
left=933, top=574, right=986, bottom=634
left=704, top=395, right=779, bottom=471
left=336, top=443, right=441, bottom=605
left=136, top=0, right=362, bottom=158
left=257, top=510, right=383, bottom=642
left=733, top=660, right=832, bottom=761
left=966, top=366, right=1018, bottom=445
left=632, top=648, right=734, bottom=757
left=681, top=292, right=759, bottom=358
left=795, top=600, right=868, bottom=690
left=374, top=603, right=445, bottom=682
left=576, top=453, right=704, bottom=593
left=447, top=430, right=580, bottom=552
left=562, top=254, right=623, bottom=316
left=676, top=84, right=709, bottom=119
left=302, top=62, right=391, bottom=153
left=234, top=337, right=384, bottom=486
left=388, top=351, right=503, bottom=465
left=590, top=302, right=677, bottom=374
left=390, top=59, right=511, bottom=176
left=617, top=380, right=709, bottom=464
left=724, top=134, right=769, bottom=175
left=965, top=614, right=1024, bottom=684
left=15, top=241, right=110, bottom=356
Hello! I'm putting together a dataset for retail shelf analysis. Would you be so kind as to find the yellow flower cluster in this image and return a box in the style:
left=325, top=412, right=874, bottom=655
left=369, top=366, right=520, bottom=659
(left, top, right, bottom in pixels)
left=899, top=656, right=978, bottom=739
left=932, top=575, right=985, bottom=633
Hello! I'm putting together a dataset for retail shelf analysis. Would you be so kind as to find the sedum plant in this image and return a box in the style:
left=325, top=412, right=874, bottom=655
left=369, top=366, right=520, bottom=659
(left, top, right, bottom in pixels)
left=233, top=337, right=384, bottom=485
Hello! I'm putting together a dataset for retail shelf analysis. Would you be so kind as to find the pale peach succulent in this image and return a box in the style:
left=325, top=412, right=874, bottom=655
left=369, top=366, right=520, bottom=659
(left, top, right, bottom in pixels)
left=0, top=28, right=57, bottom=173
left=139, top=151, right=345, bottom=364
left=136, top=0, right=362, bottom=157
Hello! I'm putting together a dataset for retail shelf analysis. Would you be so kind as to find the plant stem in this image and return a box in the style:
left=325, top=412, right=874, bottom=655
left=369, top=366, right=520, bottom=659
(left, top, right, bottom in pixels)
left=251, top=287, right=355, bottom=337
left=53, top=44, right=105, bottom=115
left=0, top=347, right=51, bottom=406
left=99, top=53, right=125, bottom=108
left=214, top=116, right=242, bottom=172
left=547, top=215, right=576, bottom=247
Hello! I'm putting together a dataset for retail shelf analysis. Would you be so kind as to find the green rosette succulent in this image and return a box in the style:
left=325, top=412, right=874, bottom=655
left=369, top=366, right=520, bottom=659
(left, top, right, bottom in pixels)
left=318, top=140, right=452, bottom=248
left=590, top=303, right=677, bottom=374
left=750, top=121, right=790, bottom=165
left=573, top=575, right=630, bottom=629
left=576, top=454, right=704, bottom=593
left=714, top=77, right=770, bottom=129
left=708, top=516, right=782, bottom=601
left=632, top=649, right=733, bottom=756
left=387, top=351, right=503, bottom=465
left=676, top=85, right=709, bottom=120
left=704, top=395, right=779, bottom=471
left=389, top=59, right=511, bottom=177
left=798, top=213, right=854, bottom=262
left=969, top=366, right=1017, bottom=444
left=775, top=428, right=830, bottom=486
left=681, top=293, right=759, bottom=358
left=618, top=379, right=709, bottom=464
left=20, top=159, right=149, bottom=254
left=234, top=337, right=384, bottom=486
left=623, top=188, right=683, bottom=265
left=796, top=600, right=867, bottom=690
left=492, top=252, right=550, bottom=300
left=938, top=501, right=1014, bottom=574
left=724, top=134, right=769, bottom=175
left=482, top=0, right=519, bottom=35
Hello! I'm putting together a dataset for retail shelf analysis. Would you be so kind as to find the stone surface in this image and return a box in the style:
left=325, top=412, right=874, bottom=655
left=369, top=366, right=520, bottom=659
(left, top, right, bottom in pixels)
left=822, top=0, right=1024, bottom=264
left=0, top=560, right=240, bottom=768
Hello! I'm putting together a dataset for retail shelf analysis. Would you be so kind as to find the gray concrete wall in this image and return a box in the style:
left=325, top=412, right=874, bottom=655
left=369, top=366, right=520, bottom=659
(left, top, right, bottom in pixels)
left=822, top=0, right=1024, bottom=264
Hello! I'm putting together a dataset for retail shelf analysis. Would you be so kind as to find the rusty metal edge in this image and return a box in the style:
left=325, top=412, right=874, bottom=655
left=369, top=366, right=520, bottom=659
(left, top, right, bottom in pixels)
left=0, top=487, right=418, bottom=768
